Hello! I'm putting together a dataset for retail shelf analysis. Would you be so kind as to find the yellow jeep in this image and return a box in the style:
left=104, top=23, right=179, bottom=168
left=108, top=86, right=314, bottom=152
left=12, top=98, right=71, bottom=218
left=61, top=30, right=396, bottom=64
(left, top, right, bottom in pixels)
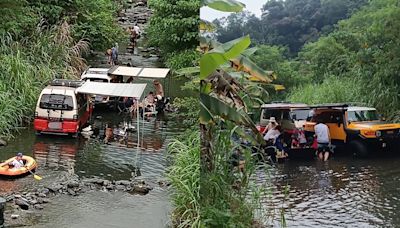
left=304, top=104, right=400, bottom=156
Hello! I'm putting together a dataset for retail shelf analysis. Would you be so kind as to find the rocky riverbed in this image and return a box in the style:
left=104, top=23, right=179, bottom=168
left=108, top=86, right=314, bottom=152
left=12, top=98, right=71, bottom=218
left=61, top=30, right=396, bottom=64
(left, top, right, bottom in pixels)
left=2, top=172, right=169, bottom=227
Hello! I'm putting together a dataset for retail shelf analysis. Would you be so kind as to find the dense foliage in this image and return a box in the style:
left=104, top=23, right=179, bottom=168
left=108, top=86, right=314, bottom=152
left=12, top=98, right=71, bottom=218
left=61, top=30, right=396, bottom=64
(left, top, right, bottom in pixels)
left=0, top=0, right=124, bottom=50
left=147, top=0, right=200, bottom=56
left=214, top=0, right=368, bottom=54
left=0, top=23, right=88, bottom=137
left=288, top=0, right=400, bottom=119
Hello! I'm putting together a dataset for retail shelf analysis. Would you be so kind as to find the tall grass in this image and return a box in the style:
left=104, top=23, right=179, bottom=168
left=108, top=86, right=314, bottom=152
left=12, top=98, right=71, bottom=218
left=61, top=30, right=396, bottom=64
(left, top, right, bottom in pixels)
left=167, top=131, right=200, bottom=227
left=0, top=22, right=88, bottom=137
left=287, top=76, right=364, bottom=105
left=200, top=127, right=265, bottom=227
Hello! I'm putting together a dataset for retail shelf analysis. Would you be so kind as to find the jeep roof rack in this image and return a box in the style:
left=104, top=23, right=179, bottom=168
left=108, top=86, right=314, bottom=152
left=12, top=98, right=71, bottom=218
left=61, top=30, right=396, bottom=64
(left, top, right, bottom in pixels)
left=310, top=103, right=349, bottom=109
left=50, top=79, right=85, bottom=88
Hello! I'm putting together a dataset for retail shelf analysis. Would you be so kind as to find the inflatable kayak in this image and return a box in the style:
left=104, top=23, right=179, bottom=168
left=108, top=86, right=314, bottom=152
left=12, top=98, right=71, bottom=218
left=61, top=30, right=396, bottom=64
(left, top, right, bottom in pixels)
left=0, top=155, right=37, bottom=176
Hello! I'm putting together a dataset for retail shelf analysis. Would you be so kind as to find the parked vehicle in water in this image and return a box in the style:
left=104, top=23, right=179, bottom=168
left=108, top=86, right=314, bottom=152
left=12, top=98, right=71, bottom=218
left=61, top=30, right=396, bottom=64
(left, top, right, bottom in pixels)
left=81, top=68, right=114, bottom=104
left=33, top=79, right=93, bottom=137
left=258, top=102, right=310, bottom=134
left=304, top=104, right=400, bottom=156
left=257, top=102, right=314, bottom=159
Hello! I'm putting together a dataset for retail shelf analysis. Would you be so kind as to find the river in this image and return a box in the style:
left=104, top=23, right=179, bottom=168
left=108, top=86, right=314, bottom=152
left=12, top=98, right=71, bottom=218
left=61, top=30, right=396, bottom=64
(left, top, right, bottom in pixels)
left=0, top=108, right=185, bottom=227
left=0, top=3, right=189, bottom=226
left=257, top=156, right=400, bottom=227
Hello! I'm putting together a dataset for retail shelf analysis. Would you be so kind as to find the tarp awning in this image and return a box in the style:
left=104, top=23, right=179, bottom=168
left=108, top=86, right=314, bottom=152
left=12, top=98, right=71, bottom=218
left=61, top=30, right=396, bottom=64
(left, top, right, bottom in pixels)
left=76, top=82, right=146, bottom=98
left=108, top=66, right=170, bottom=78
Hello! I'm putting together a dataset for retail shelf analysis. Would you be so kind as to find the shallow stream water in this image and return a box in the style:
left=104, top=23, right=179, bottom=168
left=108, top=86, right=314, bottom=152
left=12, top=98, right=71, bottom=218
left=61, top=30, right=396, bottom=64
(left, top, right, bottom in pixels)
left=258, top=156, right=400, bottom=227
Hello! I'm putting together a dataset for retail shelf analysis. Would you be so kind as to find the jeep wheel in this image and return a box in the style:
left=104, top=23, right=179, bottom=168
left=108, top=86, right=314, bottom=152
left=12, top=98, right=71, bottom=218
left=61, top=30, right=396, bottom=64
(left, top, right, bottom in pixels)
left=349, top=141, right=370, bottom=157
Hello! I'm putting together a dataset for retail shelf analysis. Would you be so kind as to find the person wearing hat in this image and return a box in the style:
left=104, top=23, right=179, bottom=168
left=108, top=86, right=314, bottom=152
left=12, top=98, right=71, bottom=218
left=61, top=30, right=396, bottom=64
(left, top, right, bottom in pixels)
left=262, top=117, right=278, bottom=135
left=8, top=152, right=25, bottom=169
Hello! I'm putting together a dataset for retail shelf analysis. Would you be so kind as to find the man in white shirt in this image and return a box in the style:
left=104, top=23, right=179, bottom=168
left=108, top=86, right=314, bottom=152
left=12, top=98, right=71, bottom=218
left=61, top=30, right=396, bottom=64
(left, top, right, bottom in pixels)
left=314, top=119, right=331, bottom=161
left=9, top=152, right=24, bottom=169
left=133, top=24, right=141, bottom=38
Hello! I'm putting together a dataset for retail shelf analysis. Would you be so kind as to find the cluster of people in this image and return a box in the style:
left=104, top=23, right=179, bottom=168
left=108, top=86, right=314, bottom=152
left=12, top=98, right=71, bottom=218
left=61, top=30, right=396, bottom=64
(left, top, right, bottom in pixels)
left=262, top=117, right=288, bottom=160
left=106, top=43, right=119, bottom=66
left=119, top=79, right=165, bottom=117
left=262, top=115, right=333, bottom=161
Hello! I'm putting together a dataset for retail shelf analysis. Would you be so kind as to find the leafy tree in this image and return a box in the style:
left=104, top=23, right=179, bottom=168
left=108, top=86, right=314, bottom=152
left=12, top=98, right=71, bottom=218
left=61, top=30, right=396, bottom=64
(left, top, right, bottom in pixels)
left=27, top=0, right=124, bottom=50
left=0, top=0, right=38, bottom=37
left=213, top=0, right=368, bottom=54
left=290, top=0, right=400, bottom=119
left=147, top=0, right=200, bottom=55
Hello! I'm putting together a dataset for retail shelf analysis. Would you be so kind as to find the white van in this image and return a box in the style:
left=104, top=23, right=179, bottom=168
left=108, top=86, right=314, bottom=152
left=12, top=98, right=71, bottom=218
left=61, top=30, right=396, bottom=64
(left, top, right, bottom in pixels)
left=34, top=79, right=92, bottom=137
left=81, top=68, right=113, bottom=104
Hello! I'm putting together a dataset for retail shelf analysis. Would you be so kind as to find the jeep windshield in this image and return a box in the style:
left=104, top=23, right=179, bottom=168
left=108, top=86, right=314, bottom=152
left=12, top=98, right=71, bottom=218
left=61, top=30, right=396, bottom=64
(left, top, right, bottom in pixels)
left=348, top=110, right=379, bottom=122
left=39, top=94, right=74, bottom=110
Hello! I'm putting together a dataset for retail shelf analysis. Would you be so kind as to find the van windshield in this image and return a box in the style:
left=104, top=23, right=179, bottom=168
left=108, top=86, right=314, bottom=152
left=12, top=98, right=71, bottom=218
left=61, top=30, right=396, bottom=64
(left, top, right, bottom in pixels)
left=291, top=109, right=310, bottom=120
left=348, top=110, right=379, bottom=122
left=39, top=94, right=74, bottom=110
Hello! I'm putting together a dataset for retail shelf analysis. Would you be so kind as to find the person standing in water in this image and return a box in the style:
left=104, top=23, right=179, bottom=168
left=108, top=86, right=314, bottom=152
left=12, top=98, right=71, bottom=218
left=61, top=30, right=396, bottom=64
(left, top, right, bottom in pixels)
left=314, top=118, right=331, bottom=161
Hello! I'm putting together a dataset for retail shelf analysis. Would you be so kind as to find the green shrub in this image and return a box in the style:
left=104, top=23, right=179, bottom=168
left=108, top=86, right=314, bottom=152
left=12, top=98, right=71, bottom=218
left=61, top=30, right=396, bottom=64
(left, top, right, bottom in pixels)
left=165, top=50, right=200, bottom=72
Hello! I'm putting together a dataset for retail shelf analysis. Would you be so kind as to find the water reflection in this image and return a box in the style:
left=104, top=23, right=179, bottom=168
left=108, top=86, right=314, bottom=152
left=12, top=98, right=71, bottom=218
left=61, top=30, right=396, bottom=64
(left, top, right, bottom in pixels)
left=258, top=158, right=400, bottom=227
left=33, top=138, right=80, bottom=172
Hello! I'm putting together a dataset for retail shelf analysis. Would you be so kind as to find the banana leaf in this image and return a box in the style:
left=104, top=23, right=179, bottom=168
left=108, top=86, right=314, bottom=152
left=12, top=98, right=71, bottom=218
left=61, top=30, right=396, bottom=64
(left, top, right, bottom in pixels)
left=202, top=0, right=245, bottom=12
left=200, top=93, right=263, bottom=142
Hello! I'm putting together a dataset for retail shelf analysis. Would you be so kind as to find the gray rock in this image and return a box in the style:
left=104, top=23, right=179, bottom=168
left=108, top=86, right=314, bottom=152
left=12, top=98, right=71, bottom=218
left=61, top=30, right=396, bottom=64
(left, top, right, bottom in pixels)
left=106, top=184, right=114, bottom=190
left=29, top=199, right=38, bottom=205
left=103, top=180, right=111, bottom=186
left=135, top=2, right=146, bottom=7
left=34, top=204, right=44, bottom=210
left=131, top=184, right=152, bottom=195
left=6, top=195, right=14, bottom=202
left=40, top=188, right=50, bottom=195
left=67, top=180, right=79, bottom=188
left=67, top=188, right=76, bottom=196
left=115, top=180, right=131, bottom=186
left=15, top=199, right=29, bottom=210
left=115, top=185, right=126, bottom=191
left=42, top=198, right=51, bottom=203
left=14, top=194, right=22, bottom=198
left=48, top=184, right=62, bottom=192
left=11, top=214, right=19, bottom=219
left=38, top=193, right=46, bottom=198
left=0, top=138, right=7, bottom=146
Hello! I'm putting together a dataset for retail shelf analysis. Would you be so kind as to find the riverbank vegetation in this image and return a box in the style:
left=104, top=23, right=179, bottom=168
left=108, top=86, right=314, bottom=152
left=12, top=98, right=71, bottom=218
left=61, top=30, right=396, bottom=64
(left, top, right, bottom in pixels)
left=217, top=0, right=400, bottom=121
left=147, top=0, right=200, bottom=70
left=0, top=0, right=124, bottom=137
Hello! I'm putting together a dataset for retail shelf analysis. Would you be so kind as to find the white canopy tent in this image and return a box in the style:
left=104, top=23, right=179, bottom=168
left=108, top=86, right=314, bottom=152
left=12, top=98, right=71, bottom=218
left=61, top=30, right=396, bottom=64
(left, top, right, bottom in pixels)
left=108, top=66, right=170, bottom=79
left=75, top=81, right=147, bottom=98
left=76, top=81, right=147, bottom=164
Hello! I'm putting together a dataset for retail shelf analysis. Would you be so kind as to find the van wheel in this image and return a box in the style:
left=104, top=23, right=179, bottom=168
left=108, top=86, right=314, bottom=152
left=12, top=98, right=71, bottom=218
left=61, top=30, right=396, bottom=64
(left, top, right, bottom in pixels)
left=349, top=141, right=369, bottom=157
